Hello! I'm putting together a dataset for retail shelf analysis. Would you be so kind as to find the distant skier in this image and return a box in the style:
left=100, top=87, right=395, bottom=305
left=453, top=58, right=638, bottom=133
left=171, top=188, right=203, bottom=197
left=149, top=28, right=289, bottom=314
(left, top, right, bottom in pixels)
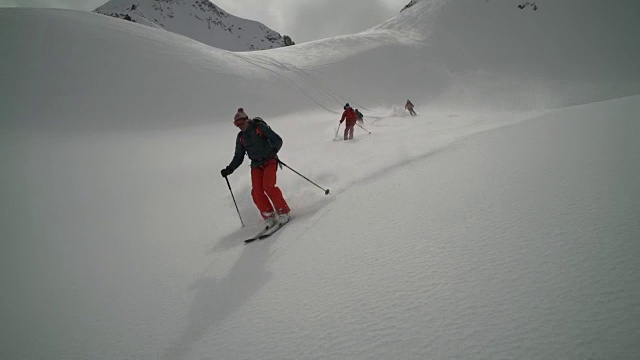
left=221, top=108, right=291, bottom=229
left=339, top=103, right=358, bottom=140
left=405, top=99, right=417, bottom=116
left=355, top=109, right=364, bottom=124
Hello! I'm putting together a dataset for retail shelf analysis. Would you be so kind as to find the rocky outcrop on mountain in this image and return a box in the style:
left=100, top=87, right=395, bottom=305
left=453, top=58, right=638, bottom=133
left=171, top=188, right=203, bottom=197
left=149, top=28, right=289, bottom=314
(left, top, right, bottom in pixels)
left=95, top=0, right=295, bottom=51
left=401, top=1, right=417, bottom=13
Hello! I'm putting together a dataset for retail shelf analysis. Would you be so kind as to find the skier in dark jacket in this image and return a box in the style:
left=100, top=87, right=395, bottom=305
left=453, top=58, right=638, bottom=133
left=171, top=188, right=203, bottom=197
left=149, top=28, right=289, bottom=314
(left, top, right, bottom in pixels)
left=355, top=109, right=364, bottom=124
left=405, top=99, right=417, bottom=116
left=221, top=108, right=291, bottom=228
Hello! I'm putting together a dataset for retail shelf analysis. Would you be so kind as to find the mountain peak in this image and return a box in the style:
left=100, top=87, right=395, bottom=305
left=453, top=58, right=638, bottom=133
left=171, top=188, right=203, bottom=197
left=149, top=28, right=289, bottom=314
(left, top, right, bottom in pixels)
left=94, top=0, right=295, bottom=51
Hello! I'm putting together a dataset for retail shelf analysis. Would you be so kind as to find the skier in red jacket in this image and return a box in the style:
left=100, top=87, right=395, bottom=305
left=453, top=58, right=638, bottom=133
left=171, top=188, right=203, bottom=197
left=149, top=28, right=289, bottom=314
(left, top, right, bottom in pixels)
left=339, top=103, right=358, bottom=140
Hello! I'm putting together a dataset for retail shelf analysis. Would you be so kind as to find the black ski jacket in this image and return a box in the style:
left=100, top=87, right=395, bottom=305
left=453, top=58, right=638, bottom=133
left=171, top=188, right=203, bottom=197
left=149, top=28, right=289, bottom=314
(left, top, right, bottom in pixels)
left=227, top=119, right=282, bottom=171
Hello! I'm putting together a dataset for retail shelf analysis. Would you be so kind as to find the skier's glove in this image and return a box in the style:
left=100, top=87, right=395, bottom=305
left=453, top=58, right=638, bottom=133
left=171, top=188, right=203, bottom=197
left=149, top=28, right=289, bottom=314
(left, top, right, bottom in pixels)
left=221, top=167, right=232, bottom=177
left=339, top=120, right=343, bottom=124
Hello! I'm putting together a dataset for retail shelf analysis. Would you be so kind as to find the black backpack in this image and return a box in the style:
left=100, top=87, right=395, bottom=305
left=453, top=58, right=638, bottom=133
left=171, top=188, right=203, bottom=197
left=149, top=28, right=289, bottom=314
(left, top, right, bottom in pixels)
left=240, top=118, right=271, bottom=144
left=251, top=117, right=269, bottom=130
left=251, top=117, right=271, bottom=137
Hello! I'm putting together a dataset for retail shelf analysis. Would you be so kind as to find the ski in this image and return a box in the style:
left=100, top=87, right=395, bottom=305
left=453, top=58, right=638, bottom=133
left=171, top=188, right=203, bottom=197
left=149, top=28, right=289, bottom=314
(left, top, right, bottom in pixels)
left=257, top=223, right=284, bottom=240
left=243, top=226, right=271, bottom=243
left=244, top=220, right=289, bottom=243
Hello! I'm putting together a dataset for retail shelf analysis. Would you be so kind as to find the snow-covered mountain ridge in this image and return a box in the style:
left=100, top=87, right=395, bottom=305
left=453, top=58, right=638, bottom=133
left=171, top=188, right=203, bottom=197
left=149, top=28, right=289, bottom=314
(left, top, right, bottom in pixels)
left=94, top=0, right=294, bottom=51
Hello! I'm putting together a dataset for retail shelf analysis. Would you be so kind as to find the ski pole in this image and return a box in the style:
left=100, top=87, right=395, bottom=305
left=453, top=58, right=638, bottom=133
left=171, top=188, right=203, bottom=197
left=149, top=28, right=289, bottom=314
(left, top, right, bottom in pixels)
left=224, top=176, right=245, bottom=227
left=356, top=122, right=371, bottom=134
left=277, top=160, right=330, bottom=195
left=334, top=122, right=342, bottom=140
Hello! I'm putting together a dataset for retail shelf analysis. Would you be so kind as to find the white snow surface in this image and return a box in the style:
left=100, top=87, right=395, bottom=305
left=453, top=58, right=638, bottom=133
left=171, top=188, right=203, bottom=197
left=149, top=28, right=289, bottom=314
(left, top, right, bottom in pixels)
left=1, top=1, right=640, bottom=359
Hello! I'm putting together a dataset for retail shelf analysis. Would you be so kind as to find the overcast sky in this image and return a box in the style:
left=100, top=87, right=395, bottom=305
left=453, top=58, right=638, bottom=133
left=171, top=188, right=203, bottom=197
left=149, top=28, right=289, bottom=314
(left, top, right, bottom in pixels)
left=1, top=0, right=408, bottom=43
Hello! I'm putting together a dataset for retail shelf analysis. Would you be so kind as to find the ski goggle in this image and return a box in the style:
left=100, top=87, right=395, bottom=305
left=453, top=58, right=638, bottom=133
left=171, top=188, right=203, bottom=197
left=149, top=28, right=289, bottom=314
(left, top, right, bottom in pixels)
left=233, top=117, right=248, bottom=126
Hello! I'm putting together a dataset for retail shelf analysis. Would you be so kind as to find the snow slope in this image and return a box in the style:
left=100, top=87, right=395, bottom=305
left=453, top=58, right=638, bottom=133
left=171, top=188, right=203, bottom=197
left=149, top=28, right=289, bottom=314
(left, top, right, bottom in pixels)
left=3, top=92, right=638, bottom=360
left=4, top=0, right=640, bottom=135
left=1, top=1, right=639, bottom=359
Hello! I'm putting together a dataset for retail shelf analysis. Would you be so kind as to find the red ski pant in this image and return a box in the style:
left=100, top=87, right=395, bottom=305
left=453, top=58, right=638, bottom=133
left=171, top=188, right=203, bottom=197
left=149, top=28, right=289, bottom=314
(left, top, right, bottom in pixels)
left=344, top=121, right=355, bottom=140
left=251, top=159, right=290, bottom=219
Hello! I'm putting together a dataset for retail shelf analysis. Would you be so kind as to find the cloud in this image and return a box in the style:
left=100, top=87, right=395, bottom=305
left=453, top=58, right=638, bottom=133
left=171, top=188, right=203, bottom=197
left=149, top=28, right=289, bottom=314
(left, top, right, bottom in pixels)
left=285, top=0, right=398, bottom=42
left=211, top=0, right=405, bottom=43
